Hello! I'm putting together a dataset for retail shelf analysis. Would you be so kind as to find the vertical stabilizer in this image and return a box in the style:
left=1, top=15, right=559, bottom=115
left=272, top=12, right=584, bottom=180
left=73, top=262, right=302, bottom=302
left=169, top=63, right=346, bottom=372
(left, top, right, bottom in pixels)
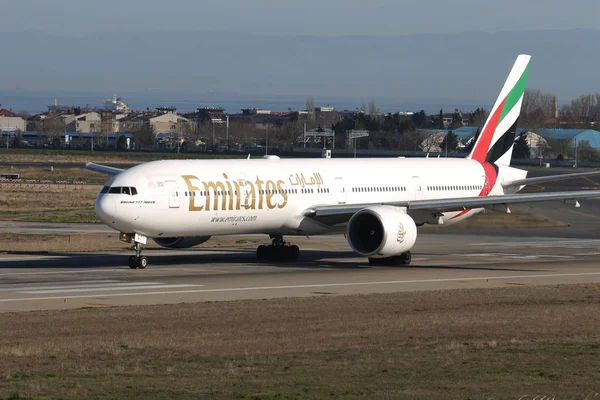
left=468, top=54, right=531, bottom=166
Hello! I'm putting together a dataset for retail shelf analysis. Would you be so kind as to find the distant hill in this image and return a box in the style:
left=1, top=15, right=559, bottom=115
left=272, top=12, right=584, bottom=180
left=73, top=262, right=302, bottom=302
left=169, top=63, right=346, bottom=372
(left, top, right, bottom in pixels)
left=1, top=29, right=598, bottom=102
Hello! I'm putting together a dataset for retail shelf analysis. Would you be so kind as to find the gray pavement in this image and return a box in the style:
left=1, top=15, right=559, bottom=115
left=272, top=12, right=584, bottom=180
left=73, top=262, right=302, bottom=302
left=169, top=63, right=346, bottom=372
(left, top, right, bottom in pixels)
left=1, top=233, right=600, bottom=312
left=1, top=166, right=600, bottom=313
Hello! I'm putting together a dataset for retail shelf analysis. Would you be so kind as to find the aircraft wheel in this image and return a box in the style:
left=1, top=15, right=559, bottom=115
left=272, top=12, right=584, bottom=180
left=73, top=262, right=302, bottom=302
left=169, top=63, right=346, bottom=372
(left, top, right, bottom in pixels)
left=368, top=257, right=384, bottom=266
left=128, top=255, right=138, bottom=269
left=400, top=251, right=412, bottom=265
left=290, top=245, right=300, bottom=261
left=137, top=256, right=148, bottom=269
left=257, top=245, right=268, bottom=261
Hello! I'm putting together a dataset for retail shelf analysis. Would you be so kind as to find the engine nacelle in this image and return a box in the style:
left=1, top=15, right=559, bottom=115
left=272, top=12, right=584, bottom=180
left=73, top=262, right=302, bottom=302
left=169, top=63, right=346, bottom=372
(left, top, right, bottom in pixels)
left=152, top=236, right=211, bottom=249
left=346, top=206, right=417, bottom=258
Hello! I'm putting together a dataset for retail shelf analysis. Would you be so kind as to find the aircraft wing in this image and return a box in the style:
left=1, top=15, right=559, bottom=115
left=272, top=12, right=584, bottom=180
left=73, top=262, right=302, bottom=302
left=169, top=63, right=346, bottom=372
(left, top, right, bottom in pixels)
left=85, top=162, right=125, bottom=176
left=502, top=170, right=600, bottom=188
left=303, top=190, right=600, bottom=224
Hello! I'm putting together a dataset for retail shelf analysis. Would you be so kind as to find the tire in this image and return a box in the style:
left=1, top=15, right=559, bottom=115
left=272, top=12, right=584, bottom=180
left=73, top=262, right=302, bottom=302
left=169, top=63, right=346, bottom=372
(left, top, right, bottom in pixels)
left=290, top=245, right=300, bottom=261
left=137, top=256, right=148, bottom=269
left=257, top=245, right=268, bottom=261
left=400, top=251, right=412, bottom=265
left=128, top=255, right=138, bottom=269
left=368, top=257, right=384, bottom=266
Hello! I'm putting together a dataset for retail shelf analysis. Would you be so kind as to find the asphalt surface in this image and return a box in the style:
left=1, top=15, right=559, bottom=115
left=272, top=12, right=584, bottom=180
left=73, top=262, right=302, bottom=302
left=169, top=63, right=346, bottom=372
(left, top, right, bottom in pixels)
left=1, top=166, right=600, bottom=313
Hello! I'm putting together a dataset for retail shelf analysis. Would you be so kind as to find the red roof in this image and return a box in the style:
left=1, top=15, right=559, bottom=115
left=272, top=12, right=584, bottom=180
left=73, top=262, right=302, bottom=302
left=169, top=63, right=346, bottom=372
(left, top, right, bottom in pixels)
left=0, top=108, right=18, bottom=117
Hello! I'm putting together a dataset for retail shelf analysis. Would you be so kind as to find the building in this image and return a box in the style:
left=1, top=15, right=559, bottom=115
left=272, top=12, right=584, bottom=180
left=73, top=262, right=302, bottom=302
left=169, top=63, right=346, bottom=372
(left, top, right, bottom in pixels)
left=65, top=112, right=101, bottom=133
left=0, top=107, right=26, bottom=132
left=149, top=111, right=192, bottom=134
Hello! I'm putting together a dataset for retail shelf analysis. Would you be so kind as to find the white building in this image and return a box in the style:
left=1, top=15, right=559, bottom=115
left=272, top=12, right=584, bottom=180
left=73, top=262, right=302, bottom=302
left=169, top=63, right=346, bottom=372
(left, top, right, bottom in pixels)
left=65, top=112, right=102, bottom=133
left=0, top=108, right=26, bottom=132
left=149, top=112, right=192, bottom=134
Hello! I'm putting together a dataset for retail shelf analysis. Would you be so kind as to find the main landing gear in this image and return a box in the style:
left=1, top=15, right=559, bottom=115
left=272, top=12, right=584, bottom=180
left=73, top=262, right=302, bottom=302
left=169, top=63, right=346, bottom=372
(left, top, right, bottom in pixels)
left=256, top=235, right=300, bottom=262
left=368, top=251, right=411, bottom=266
left=128, top=241, right=148, bottom=269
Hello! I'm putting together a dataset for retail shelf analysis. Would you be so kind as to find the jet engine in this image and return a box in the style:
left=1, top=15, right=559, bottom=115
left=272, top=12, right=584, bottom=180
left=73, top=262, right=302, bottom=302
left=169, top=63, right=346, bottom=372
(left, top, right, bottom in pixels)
left=346, top=206, right=417, bottom=258
left=152, top=236, right=211, bottom=249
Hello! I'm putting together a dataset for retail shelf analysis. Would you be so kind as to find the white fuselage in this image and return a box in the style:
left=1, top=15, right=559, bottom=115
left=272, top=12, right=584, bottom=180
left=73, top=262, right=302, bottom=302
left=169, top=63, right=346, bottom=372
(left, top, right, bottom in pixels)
left=95, top=157, right=507, bottom=238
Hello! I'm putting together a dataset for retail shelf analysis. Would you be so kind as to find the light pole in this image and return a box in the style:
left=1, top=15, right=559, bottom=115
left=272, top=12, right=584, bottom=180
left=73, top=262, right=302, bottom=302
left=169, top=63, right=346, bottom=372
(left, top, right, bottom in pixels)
left=445, top=131, right=448, bottom=158
left=226, top=115, right=229, bottom=149
left=574, top=137, right=578, bottom=168
left=265, top=118, right=269, bottom=155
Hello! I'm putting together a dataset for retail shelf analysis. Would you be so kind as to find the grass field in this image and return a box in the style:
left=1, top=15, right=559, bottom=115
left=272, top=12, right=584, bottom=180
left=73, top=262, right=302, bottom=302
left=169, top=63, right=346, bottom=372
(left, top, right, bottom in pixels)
left=1, top=284, right=600, bottom=399
left=0, top=148, right=247, bottom=164
left=0, top=166, right=109, bottom=185
left=0, top=188, right=98, bottom=223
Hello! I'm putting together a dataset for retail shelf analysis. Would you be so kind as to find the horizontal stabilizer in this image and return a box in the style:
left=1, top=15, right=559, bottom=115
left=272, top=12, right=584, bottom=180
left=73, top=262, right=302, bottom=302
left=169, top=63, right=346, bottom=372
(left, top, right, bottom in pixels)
left=503, top=170, right=600, bottom=188
left=85, top=162, right=125, bottom=176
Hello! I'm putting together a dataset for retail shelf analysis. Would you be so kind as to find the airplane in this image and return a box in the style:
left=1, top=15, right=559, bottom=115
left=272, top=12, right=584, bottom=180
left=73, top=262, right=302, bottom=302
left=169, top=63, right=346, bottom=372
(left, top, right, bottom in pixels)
left=88, top=54, right=600, bottom=269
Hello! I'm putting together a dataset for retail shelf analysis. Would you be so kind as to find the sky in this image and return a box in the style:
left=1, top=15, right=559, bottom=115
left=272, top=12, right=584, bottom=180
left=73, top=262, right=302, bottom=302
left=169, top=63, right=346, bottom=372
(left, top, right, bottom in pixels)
left=1, top=0, right=598, bottom=36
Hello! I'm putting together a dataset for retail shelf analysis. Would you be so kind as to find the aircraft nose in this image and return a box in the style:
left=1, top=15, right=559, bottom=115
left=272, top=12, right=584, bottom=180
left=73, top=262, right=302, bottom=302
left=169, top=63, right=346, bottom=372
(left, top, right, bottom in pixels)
left=95, top=195, right=116, bottom=224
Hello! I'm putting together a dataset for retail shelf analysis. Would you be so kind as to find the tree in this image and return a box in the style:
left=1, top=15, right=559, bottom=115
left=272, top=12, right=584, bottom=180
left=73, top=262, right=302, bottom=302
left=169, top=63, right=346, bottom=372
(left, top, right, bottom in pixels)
left=561, top=93, right=600, bottom=128
left=521, top=89, right=557, bottom=129
left=134, top=124, right=156, bottom=147
left=440, top=131, right=459, bottom=153
left=463, top=128, right=480, bottom=154
left=576, top=140, right=600, bottom=163
left=513, top=134, right=531, bottom=159
left=11, top=130, right=23, bottom=148
left=411, top=110, right=427, bottom=128
left=397, top=130, right=425, bottom=152
left=117, top=135, right=128, bottom=150
left=438, top=109, right=444, bottom=129
left=368, top=100, right=379, bottom=116
left=305, top=97, right=315, bottom=122
left=449, top=109, right=463, bottom=130
left=470, top=108, right=488, bottom=128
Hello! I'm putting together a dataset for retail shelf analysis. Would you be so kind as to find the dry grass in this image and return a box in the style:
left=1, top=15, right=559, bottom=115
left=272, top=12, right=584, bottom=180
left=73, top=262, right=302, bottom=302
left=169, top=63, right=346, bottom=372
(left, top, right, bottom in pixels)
left=0, top=166, right=110, bottom=185
left=437, top=208, right=568, bottom=229
left=1, top=149, right=241, bottom=164
left=0, top=188, right=98, bottom=223
left=1, top=284, right=600, bottom=399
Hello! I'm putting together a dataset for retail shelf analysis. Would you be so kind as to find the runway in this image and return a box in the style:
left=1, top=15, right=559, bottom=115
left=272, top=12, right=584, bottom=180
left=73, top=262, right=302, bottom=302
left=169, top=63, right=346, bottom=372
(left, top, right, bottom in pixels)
left=1, top=166, right=600, bottom=313
left=2, top=232, right=600, bottom=312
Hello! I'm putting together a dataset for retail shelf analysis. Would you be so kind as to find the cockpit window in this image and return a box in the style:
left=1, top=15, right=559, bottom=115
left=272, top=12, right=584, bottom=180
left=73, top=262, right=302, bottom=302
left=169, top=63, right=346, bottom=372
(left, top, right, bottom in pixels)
left=105, top=186, right=138, bottom=196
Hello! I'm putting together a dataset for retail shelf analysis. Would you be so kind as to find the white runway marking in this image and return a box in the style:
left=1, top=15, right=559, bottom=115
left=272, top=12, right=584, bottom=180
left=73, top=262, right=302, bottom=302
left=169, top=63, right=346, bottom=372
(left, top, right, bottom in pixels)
left=0, top=280, right=129, bottom=291
left=20, top=284, right=202, bottom=294
left=474, top=239, right=600, bottom=248
left=2, top=272, right=600, bottom=303
left=0, top=269, right=124, bottom=277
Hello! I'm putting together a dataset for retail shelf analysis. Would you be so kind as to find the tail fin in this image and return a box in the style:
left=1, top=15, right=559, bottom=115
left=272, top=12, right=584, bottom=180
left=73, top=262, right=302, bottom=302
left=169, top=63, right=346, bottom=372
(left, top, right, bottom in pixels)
left=468, top=54, right=531, bottom=166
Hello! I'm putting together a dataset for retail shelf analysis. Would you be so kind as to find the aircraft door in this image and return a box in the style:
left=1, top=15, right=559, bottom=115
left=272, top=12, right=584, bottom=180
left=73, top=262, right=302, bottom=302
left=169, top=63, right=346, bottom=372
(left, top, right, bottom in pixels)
left=166, top=180, right=180, bottom=208
left=412, top=176, right=423, bottom=200
left=335, top=177, right=346, bottom=204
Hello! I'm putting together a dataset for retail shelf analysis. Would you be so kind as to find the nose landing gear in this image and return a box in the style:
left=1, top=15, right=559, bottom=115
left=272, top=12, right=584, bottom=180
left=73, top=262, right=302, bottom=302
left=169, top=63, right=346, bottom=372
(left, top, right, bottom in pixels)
left=122, top=233, right=148, bottom=269
left=256, top=235, right=300, bottom=262
left=128, top=242, right=148, bottom=269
